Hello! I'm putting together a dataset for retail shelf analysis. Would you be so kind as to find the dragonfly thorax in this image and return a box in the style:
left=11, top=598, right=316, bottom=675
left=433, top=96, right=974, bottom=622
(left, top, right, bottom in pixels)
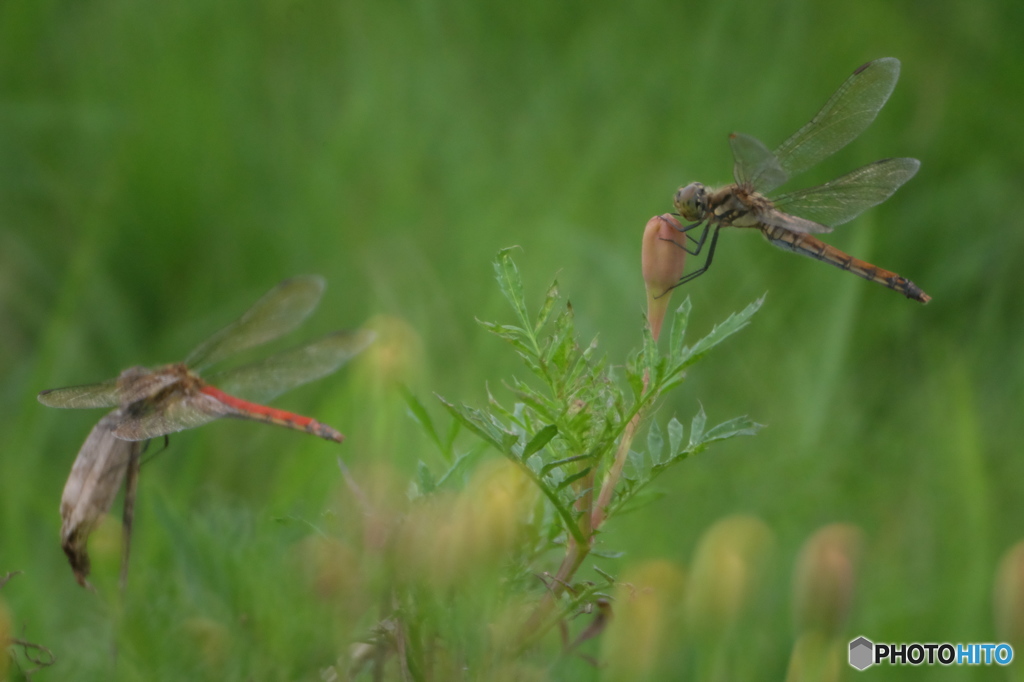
left=114, top=363, right=199, bottom=408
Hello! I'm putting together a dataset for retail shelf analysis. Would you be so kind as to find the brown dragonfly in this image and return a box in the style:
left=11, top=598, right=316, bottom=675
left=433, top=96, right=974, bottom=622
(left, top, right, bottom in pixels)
left=41, top=276, right=372, bottom=587
left=39, top=275, right=374, bottom=443
left=670, top=57, right=930, bottom=303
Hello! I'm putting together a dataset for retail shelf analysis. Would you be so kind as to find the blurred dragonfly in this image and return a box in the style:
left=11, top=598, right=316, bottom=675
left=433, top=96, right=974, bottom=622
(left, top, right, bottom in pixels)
left=39, top=275, right=374, bottom=443
left=40, top=276, right=372, bottom=587
left=671, top=57, right=930, bottom=303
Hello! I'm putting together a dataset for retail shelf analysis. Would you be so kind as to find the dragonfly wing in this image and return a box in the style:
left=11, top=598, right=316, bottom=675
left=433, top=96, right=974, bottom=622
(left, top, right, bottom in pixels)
left=755, top=208, right=834, bottom=234
left=771, top=157, right=920, bottom=228
left=773, top=58, right=902, bottom=180
left=208, top=329, right=375, bottom=403
left=60, top=408, right=142, bottom=585
left=185, top=275, right=326, bottom=372
left=729, top=133, right=788, bottom=193
left=38, top=379, right=122, bottom=409
left=112, top=392, right=232, bottom=441
left=39, top=366, right=182, bottom=409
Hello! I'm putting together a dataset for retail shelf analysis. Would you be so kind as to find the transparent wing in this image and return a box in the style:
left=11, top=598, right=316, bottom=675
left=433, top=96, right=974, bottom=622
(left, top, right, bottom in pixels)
left=772, top=58, right=902, bottom=183
left=730, top=133, right=788, bottom=191
left=39, top=379, right=122, bottom=409
left=112, top=391, right=233, bottom=441
left=752, top=208, right=834, bottom=235
left=185, top=275, right=326, bottom=372
left=60, top=408, right=143, bottom=584
left=39, top=367, right=188, bottom=410
left=208, top=329, right=375, bottom=404
left=769, top=157, right=920, bottom=228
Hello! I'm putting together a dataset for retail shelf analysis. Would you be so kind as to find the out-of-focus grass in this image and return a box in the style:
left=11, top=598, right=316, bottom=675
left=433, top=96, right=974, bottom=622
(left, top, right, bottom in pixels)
left=1, top=0, right=1022, bottom=678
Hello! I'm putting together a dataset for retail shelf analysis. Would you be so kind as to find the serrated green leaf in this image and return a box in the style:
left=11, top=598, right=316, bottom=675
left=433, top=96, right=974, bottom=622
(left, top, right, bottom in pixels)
left=503, top=430, right=522, bottom=454
left=624, top=448, right=646, bottom=480
left=689, top=405, right=707, bottom=448
left=668, top=297, right=692, bottom=364
left=437, top=395, right=513, bottom=454
left=659, top=377, right=685, bottom=394
left=526, top=453, right=544, bottom=474
left=443, top=417, right=461, bottom=457
left=667, top=417, right=684, bottom=456
left=565, top=336, right=600, bottom=387
left=544, top=304, right=577, bottom=372
left=556, top=467, right=592, bottom=491
left=417, top=461, right=437, bottom=495
left=679, top=295, right=764, bottom=368
left=436, top=442, right=488, bottom=489
left=401, top=386, right=443, bottom=456
left=591, top=552, right=625, bottom=562
left=523, top=424, right=558, bottom=459
left=477, top=320, right=538, bottom=360
left=642, top=318, right=658, bottom=376
left=626, top=355, right=645, bottom=399
left=647, top=420, right=665, bottom=464
left=702, top=416, right=764, bottom=443
left=494, top=248, right=531, bottom=329
left=535, top=279, right=560, bottom=333
left=477, top=319, right=528, bottom=338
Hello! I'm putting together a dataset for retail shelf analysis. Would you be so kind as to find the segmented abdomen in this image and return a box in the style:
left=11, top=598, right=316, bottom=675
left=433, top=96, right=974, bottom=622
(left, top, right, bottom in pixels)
left=761, top=225, right=931, bottom=303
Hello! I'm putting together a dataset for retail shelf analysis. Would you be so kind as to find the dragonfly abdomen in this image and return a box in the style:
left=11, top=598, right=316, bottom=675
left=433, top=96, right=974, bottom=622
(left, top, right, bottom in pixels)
left=200, top=385, right=345, bottom=443
left=761, top=225, right=931, bottom=303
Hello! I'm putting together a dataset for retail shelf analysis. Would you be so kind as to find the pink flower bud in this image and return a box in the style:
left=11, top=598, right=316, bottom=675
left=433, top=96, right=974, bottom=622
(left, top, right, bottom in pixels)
left=642, top=214, right=687, bottom=341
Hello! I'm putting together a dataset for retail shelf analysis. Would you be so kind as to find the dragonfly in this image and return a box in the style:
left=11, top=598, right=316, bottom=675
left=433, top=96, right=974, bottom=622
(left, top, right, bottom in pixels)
left=41, top=276, right=371, bottom=587
left=39, top=275, right=374, bottom=444
left=670, top=57, right=930, bottom=303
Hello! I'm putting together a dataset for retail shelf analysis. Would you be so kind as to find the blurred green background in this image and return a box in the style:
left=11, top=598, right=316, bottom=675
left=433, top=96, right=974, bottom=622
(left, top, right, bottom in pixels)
left=2, top=0, right=1022, bottom=678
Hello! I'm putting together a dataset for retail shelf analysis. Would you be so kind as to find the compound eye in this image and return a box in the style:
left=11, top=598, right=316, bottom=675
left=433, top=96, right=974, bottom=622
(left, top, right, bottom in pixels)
left=673, top=183, right=706, bottom=221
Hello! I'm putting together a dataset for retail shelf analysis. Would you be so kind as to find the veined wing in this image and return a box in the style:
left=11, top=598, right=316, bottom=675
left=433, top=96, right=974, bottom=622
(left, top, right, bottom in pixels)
left=39, top=379, right=122, bottom=409
left=207, top=329, right=375, bottom=404
left=38, top=366, right=178, bottom=409
left=185, top=275, right=326, bottom=372
left=772, top=58, right=902, bottom=186
left=730, top=133, right=788, bottom=192
left=60, top=407, right=142, bottom=585
left=766, top=157, right=920, bottom=231
left=112, top=391, right=232, bottom=441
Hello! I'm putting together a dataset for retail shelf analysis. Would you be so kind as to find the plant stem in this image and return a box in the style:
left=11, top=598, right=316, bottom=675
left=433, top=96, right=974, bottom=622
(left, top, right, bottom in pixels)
left=592, top=369, right=650, bottom=530
left=518, top=461, right=594, bottom=648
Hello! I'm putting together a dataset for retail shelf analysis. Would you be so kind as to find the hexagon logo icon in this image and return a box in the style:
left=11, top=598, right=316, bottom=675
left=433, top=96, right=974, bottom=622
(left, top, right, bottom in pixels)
left=849, top=636, right=874, bottom=670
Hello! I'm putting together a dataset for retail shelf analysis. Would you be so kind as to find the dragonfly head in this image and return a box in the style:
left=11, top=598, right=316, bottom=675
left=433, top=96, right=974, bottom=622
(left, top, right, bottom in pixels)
left=673, top=183, right=708, bottom=222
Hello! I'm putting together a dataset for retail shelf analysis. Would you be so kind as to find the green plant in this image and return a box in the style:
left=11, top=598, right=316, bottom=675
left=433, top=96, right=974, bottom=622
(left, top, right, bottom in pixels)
left=386, top=248, right=763, bottom=674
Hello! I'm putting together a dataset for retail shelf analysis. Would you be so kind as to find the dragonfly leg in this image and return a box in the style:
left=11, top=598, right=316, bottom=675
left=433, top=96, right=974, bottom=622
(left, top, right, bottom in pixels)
left=665, top=225, right=722, bottom=292
left=681, top=222, right=710, bottom=252
left=140, top=435, right=171, bottom=467
left=662, top=221, right=711, bottom=256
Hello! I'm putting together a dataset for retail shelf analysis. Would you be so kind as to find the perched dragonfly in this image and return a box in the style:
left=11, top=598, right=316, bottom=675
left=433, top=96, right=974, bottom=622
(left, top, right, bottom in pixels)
left=670, top=57, right=930, bottom=303
left=39, top=275, right=374, bottom=443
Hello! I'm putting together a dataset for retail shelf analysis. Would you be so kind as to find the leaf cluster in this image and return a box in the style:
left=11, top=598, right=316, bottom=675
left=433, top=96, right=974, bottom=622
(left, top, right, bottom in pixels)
left=431, top=249, right=763, bottom=542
